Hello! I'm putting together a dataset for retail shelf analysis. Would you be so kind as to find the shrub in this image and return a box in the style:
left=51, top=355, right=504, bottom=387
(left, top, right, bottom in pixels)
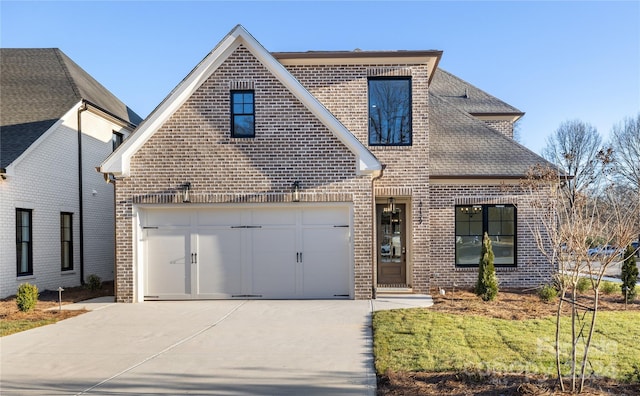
left=86, top=274, right=102, bottom=291
left=16, top=283, right=39, bottom=312
left=621, top=245, right=638, bottom=303
left=599, top=281, right=619, bottom=295
left=475, top=233, right=498, bottom=301
left=538, top=284, right=558, bottom=303
left=575, top=277, right=591, bottom=293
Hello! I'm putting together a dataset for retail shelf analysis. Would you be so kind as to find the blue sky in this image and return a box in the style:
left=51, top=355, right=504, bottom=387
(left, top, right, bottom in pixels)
left=1, top=1, right=638, bottom=155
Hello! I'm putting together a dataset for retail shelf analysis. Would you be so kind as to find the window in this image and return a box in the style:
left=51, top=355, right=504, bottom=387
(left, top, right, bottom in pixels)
left=455, top=204, right=516, bottom=267
left=61, top=212, right=73, bottom=271
left=231, top=90, right=255, bottom=138
left=368, top=78, right=412, bottom=145
left=112, top=131, right=123, bottom=151
left=16, top=209, right=33, bottom=276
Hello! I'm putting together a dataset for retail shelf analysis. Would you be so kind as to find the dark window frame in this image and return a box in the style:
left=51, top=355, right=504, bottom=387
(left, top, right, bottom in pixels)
left=112, top=131, right=124, bottom=151
left=16, top=208, right=33, bottom=276
left=368, top=77, right=413, bottom=146
left=60, top=212, right=73, bottom=271
left=230, top=90, right=255, bottom=138
left=455, top=204, right=517, bottom=268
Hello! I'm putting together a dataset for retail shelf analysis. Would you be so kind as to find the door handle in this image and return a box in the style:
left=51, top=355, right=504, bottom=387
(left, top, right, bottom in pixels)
left=191, top=253, right=197, bottom=264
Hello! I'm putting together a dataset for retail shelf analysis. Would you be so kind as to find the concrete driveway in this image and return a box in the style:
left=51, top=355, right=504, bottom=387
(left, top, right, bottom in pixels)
left=1, top=296, right=431, bottom=395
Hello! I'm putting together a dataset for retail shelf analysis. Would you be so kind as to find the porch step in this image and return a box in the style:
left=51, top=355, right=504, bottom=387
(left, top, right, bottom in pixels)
left=376, top=285, right=413, bottom=294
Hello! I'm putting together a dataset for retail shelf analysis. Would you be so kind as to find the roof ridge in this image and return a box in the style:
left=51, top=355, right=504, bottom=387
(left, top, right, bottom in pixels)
left=52, top=48, right=82, bottom=100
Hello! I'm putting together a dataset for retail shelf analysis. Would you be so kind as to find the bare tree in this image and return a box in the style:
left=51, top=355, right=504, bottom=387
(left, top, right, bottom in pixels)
left=521, top=163, right=639, bottom=394
left=542, top=120, right=604, bottom=207
left=610, top=113, right=640, bottom=194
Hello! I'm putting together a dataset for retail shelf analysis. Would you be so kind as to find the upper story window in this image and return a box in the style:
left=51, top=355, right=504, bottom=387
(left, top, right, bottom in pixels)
left=455, top=204, right=516, bottom=267
left=112, top=131, right=123, bottom=151
left=16, top=208, right=33, bottom=276
left=231, top=90, right=255, bottom=138
left=368, top=78, right=412, bottom=146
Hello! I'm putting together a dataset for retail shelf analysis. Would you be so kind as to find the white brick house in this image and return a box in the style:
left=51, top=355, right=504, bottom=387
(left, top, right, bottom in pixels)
left=0, top=49, right=141, bottom=298
left=102, top=26, right=555, bottom=303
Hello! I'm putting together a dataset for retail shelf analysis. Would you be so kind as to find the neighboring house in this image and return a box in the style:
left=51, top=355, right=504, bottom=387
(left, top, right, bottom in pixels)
left=0, top=48, right=141, bottom=298
left=101, top=25, right=554, bottom=303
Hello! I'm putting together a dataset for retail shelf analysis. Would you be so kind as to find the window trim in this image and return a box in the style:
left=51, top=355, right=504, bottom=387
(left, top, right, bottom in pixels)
left=230, top=90, right=255, bottom=138
left=368, top=77, right=413, bottom=146
left=112, top=131, right=124, bottom=151
left=454, top=204, right=517, bottom=268
left=16, top=208, right=33, bottom=276
left=60, top=212, right=73, bottom=271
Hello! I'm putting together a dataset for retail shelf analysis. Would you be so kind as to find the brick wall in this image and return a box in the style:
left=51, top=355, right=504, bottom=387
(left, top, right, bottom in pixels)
left=483, top=119, right=513, bottom=139
left=114, top=45, right=375, bottom=301
left=285, top=63, right=431, bottom=293
left=429, top=182, right=554, bottom=291
left=1, top=109, right=123, bottom=298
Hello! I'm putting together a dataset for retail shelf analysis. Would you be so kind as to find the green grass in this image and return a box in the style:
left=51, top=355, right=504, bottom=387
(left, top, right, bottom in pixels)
left=0, top=319, right=58, bottom=337
left=373, top=310, right=640, bottom=382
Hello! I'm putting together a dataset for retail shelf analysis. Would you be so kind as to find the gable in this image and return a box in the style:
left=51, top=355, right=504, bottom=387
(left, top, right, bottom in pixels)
left=129, top=45, right=357, bottom=186
left=102, top=25, right=381, bottom=177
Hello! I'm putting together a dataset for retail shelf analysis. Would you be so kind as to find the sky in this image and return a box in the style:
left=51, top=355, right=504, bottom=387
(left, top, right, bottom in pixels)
left=1, top=1, right=638, bottom=155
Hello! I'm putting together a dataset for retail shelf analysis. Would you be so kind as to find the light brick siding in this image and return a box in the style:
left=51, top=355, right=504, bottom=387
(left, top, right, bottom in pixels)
left=483, top=119, right=513, bottom=139
left=284, top=64, right=431, bottom=292
left=114, top=45, right=374, bottom=302
left=1, top=110, right=120, bottom=298
left=429, top=183, right=554, bottom=291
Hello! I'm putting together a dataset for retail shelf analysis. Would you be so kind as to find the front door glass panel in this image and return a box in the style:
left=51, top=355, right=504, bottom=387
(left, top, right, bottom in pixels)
left=377, top=203, right=406, bottom=285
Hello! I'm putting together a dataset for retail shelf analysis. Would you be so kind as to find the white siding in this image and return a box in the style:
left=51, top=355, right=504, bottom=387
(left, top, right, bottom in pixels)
left=0, top=104, right=131, bottom=298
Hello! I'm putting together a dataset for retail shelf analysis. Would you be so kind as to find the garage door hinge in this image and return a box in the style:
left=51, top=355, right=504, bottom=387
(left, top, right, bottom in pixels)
left=333, top=225, right=349, bottom=228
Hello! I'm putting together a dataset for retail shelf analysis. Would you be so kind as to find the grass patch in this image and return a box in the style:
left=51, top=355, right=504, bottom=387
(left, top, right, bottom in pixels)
left=373, top=309, right=640, bottom=382
left=0, top=318, right=59, bottom=337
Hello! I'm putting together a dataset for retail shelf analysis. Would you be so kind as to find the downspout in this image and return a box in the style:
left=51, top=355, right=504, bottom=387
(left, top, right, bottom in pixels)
left=371, top=166, right=385, bottom=299
left=77, top=101, right=88, bottom=285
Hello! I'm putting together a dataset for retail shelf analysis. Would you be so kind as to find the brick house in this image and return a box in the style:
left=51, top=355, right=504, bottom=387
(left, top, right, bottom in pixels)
left=101, top=25, right=554, bottom=302
left=0, top=49, right=141, bottom=298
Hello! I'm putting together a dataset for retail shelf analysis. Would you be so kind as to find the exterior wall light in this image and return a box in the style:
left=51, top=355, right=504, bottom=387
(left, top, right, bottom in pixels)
left=182, top=182, right=191, bottom=203
left=292, top=181, right=301, bottom=202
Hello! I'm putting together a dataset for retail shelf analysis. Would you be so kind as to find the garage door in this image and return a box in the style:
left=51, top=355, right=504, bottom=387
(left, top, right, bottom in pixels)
left=141, top=205, right=352, bottom=300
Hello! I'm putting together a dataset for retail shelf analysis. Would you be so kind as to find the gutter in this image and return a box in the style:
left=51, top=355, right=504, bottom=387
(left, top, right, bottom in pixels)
left=370, top=166, right=385, bottom=299
left=77, top=101, right=88, bottom=285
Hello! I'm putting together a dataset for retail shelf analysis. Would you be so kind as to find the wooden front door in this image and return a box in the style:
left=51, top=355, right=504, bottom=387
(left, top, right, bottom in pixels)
left=376, top=203, right=406, bottom=285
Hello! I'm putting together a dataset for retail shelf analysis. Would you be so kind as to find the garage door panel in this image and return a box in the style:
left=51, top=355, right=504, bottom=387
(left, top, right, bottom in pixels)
left=197, top=210, right=242, bottom=227
left=143, top=206, right=352, bottom=300
left=302, top=227, right=350, bottom=298
left=145, top=229, right=190, bottom=297
left=251, top=228, right=297, bottom=298
left=251, top=209, right=296, bottom=226
left=302, top=207, right=348, bottom=226
left=197, top=229, right=242, bottom=297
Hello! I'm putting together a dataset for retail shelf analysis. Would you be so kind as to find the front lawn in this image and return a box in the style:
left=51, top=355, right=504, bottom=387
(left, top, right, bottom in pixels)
left=373, top=289, right=640, bottom=394
left=374, top=309, right=640, bottom=381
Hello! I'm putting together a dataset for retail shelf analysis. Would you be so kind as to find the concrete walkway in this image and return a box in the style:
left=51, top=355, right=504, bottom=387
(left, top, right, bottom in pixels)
left=1, top=295, right=432, bottom=395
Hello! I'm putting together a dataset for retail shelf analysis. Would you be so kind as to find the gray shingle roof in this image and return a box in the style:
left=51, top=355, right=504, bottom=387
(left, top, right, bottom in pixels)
left=1, top=48, right=142, bottom=168
left=430, top=69, right=523, bottom=116
left=429, top=93, right=552, bottom=177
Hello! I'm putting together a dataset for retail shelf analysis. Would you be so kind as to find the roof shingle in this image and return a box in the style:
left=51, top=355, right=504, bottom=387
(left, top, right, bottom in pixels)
left=1, top=48, right=142, bottom=168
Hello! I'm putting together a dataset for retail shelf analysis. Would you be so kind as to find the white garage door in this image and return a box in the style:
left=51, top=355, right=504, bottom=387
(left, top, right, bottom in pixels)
left=141, top=205, right=352, bottom=300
